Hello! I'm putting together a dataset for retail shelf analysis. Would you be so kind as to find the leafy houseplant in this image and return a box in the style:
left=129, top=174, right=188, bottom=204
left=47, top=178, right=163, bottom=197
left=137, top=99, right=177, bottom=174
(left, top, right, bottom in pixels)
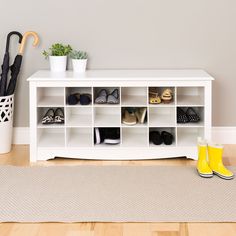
left=69, top=50, right=88, bottom=73
left=43, top=44, right=72, bottom=72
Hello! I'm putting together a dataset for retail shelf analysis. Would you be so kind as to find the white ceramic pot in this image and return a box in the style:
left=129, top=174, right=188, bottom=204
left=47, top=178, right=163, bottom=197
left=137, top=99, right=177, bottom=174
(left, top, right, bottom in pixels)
left=49, top=56, right=67, bottom=72
left=72, top=59, right=87, bottom=73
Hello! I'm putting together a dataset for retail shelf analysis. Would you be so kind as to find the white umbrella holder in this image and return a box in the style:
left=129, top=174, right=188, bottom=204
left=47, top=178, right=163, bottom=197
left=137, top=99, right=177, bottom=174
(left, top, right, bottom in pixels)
left=0, top=94, right=14, bottom=154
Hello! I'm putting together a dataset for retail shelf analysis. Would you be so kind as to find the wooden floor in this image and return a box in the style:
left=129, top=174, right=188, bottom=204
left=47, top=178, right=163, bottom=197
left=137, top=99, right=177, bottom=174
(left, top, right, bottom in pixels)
left=0, top=145, right=236, bottom=236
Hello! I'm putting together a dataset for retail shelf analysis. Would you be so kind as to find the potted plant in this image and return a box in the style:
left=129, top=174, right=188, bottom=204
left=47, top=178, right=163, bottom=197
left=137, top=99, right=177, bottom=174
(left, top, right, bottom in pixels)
left=43, top=43, right=72, bottom=72
left=69, top=50, right=88, bottom=73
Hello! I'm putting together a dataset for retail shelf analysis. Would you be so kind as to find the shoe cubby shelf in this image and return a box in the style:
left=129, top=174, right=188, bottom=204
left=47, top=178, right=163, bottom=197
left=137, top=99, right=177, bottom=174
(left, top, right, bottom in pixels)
left=28, top=70, right=214, bottom=162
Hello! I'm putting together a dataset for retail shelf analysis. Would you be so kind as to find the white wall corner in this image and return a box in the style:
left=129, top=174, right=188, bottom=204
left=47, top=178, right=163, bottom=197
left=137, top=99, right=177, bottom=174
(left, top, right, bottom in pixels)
left=13, top=126, right=236, bottom=145
left=13, top=127, right=29, bottom=144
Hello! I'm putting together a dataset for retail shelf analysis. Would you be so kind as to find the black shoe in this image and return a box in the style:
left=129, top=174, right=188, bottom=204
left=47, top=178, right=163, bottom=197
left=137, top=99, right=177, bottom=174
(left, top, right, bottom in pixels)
left=94, top=128, right=105, bottom=144
left=80, top=94, right=91, bottom=105
left=186, top=108, right=200, bottom=122
left=149, top=131, right=163, bottom=145
left=177, top=107, right=189, bottom=123
left=161, top=131, right=173, bottom=145
left=104, top=128, right=120, bottom=145
left=67, top=93, right=80, bottom=105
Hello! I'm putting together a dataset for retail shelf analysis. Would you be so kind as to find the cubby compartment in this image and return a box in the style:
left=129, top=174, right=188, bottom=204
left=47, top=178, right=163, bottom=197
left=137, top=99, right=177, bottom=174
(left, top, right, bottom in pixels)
left=66, top=107, right=92, bottom=127
left=38, top=128, right=65, bottom=147
left=94, top=127, right=121, bottom=147
left=177, top=87, right=204, bottom=106
left=94, top=107, right=120, bottom=127
left=66, top=87, right=92, bottom=106
left=149, top=87, right=175, bottom=106
left=149, top=107, right=175, bottom=127
left=122, top=127, right=148, bottom=147
left=121, top=107, right=148, bottom=127
left=66, top=128, right=92, bottom=147
left=37, top=87, right=64, bottom=107
left=37, top=107, right=65, bottom=128
left=94, top=87, right=120, bottom=106
left=149, top=127, right=176, bottom=147
left=177, top=107, right=204, bottom=127
left=121, top=87, right=147, bottom=106
left=177, top=127, right=204, bottom=146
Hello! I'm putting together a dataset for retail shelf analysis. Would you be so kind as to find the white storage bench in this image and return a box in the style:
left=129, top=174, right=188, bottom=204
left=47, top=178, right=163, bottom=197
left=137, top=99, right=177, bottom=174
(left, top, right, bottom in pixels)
left=28, top=70, right=214, bottom=162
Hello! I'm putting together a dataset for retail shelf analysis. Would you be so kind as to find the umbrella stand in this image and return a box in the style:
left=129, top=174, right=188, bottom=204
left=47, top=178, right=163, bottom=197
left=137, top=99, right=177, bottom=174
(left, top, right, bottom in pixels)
left=6, top=31, right=39, bottom=96
left=0, top=31, right=39, bottom=154
left=0, top=94, right=14, bottom=153
left=0, top=31, right=22, bottom=96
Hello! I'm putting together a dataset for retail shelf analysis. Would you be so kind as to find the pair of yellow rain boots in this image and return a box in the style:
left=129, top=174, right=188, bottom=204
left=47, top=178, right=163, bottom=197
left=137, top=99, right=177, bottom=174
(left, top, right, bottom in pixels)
left=197, top=138, right=234, bottom=180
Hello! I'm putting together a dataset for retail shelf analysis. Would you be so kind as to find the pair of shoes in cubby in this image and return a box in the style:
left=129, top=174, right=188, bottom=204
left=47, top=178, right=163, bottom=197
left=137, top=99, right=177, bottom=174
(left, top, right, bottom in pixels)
left=150, top=131, right=173, bottom=145
left=177, top=107, right=200, bottom=123
left=122, top=108, right=147, bottom=126
left=42, top=108, right=64, bottom=125
left=95, top=89, right=119, bottom=104
left=149, top=88, right=173, bottom=104
left=94, top=128, right=120, bottom=145
left=68, top=93, right=91, bottom=105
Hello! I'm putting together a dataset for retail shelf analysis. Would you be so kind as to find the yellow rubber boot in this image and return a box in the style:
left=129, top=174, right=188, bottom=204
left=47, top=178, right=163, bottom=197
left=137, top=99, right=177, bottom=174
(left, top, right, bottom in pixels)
left=208, top=144, right=234, bottom=180
left=197, top=139, right=213, bottom=178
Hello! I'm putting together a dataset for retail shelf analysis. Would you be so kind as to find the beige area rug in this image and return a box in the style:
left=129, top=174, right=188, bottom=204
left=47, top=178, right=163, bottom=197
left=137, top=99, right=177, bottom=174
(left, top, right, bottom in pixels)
left=0, top=165, right=236, bottom=223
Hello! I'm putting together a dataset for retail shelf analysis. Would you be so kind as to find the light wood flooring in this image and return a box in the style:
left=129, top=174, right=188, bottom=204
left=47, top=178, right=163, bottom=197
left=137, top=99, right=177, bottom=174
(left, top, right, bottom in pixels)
left=0, top=144, right=236, bottom=236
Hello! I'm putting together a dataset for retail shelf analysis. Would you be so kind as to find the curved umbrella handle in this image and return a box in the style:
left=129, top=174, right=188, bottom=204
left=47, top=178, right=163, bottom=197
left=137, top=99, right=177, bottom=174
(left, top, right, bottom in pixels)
left=19, top=31, right=40, bottom=55
left=6, top=31, right=23, bottom=53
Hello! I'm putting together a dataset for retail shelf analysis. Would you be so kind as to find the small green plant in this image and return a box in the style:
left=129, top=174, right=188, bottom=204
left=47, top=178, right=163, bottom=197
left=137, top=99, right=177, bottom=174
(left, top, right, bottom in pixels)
left=43, top=43, right=72, bottom=59
left=69, top=50, right=88, bottom=60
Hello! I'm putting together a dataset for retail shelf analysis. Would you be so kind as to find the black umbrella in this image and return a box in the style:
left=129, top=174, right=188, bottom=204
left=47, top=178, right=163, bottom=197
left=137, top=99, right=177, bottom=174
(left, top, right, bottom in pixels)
left=6, top=31, right=39, bottom=95
left=0, top=31, right=22, bottom=96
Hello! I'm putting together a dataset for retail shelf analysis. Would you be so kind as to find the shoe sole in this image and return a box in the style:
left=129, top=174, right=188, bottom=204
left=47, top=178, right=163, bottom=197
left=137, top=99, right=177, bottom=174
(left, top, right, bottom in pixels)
left=104, top=139, right=120, bottom=144
left=213, top=171, right=234, bottom=180
left=122, top=120, right=137, bottom=126
left=197, top=169, right=213, bottom=178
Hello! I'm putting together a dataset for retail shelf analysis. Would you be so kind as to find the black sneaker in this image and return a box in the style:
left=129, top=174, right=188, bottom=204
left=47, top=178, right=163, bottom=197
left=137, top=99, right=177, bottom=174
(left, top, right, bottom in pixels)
left=104, top=128, right=120, bottom=145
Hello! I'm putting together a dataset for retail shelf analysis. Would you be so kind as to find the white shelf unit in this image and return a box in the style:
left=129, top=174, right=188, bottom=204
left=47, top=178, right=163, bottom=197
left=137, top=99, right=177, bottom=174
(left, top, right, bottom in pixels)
left=28, top=70, right=214, bottom=162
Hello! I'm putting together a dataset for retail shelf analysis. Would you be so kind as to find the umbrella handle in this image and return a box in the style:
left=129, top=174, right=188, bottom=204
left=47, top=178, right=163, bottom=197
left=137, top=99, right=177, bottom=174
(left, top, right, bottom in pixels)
left=19, top=31, right=39, bottom=55
left=6, top=31, right=23, bottom=53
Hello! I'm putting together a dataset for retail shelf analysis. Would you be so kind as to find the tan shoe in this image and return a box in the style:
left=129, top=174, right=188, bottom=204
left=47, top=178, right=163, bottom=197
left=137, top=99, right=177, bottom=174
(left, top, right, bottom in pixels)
left=149, top=87, right=161, bottom=104
left=122, top=109, right=137, bottom=126
left=135, top=108, right=147, bottom=124
left=161, top=88, right=173, bottom=104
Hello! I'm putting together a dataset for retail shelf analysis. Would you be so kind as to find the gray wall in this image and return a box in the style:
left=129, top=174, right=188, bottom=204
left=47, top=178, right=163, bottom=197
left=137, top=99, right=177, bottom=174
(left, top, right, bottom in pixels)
left=0, top=0, right=235, bottom=127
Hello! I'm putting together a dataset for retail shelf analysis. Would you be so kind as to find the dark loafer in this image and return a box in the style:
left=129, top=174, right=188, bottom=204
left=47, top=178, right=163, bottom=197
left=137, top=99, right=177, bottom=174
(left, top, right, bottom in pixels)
left=150, top=131, right=163, bottom=145
left=67, top=93, right=80, bottom=105
left=161, top=131, right=173, bottom=145
left=80, top=93, right=91, bottom=105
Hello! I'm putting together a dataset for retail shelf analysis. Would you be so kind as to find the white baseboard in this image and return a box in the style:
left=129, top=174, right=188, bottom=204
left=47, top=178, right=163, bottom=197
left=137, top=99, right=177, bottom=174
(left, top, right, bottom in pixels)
left=13, top=127, right=236, bottom=145
left=211, top=127, right=236, bottom=144
left=13, top=127, right=29, bottom=144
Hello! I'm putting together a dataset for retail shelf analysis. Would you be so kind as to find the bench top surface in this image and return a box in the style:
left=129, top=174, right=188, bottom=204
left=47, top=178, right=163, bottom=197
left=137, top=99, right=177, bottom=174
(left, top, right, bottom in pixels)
left=28, top=69, right=214, bottom=82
